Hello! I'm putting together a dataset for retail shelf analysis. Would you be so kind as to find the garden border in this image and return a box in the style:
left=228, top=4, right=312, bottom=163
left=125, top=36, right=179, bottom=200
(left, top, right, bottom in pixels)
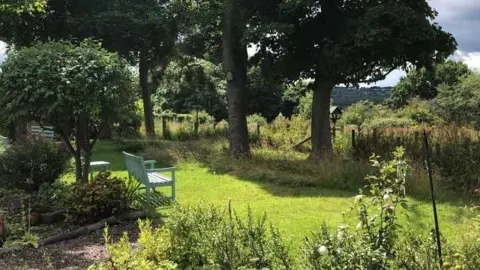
left=0, top=211, right=146, bottom=255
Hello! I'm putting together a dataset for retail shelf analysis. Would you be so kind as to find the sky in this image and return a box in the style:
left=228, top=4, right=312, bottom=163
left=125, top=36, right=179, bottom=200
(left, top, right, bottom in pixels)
left=1, top=0, right=480, bottom=87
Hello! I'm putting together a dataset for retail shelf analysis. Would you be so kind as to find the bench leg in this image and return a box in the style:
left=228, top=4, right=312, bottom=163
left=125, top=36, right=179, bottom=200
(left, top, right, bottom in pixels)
left=146, top=186, right=151, bottom=206
left=171, top=171, right=176, bottom=201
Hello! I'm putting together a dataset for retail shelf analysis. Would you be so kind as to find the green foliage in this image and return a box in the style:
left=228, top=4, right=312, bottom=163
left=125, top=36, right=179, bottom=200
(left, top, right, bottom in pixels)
left=33, top=182, right=69, bottom=213
left=65, top=172, right=131, bottom=225
left=297, top=91, right=313, bottom=120
left=258, top=1, right=456, bottom=87
left=0, top=40, right=133, bottom=125
left=3, top=204, right=40, bottom=248
left=0, top=0, right=46, bottom=13
left=157, top=59, right=227, bottom=121
left=247, top=66, right=285, bottom=121
left=436, top=73, right=480, bottom=125
left=302, top=148, right=410, bottom=269
left=0, top=139, right=70, bottom=193
left=338, top=101, right=376, bottom=130
left=388, top=60, right=472, bottom=108
left=88, top=220, right=176, bottom=270
left=247, top=114, right=267, bottom=126
left=396, top=98, right=440, bottom=125
left=92, top=204, right=294, bottom=269
left=281, top=80, right=310, bottom=117
left=0, top=40, right=134, bottom=181
left=113, top=109, right=143, bottom=138
left=367, top=117, right=417, bottom=129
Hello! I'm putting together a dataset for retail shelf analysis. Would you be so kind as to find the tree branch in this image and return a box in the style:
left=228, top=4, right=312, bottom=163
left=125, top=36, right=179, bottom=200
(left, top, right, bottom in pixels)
left=353, top=66, right=397, bottom=84
left=57, top=128, right=76, bottom=156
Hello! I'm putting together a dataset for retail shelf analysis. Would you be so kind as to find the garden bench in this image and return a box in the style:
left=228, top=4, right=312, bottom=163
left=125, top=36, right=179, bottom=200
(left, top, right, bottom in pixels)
left=123, top=152, right=176, bottom=205
left=30, top=125, right=55, bottom=140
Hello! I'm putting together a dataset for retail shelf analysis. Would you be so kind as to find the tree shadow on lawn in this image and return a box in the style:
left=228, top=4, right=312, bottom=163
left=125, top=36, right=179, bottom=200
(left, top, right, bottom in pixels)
left=91, top=140, right=478, bottom=207
left=192, top=150, right=479, bottom=207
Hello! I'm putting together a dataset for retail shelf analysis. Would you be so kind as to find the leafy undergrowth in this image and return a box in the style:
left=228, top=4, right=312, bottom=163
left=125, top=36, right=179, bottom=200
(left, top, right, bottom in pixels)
left=86, top=139, right=479, bottom=249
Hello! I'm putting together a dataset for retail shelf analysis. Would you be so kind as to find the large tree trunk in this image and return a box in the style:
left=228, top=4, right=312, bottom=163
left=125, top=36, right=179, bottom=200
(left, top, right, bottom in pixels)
left=8, top=119, right=27, bottom=142
left=223, top=0, right=250, bottom=158
left=311, top=82, right=334, bottom=159
left=139, top=50, right=155, bottom=138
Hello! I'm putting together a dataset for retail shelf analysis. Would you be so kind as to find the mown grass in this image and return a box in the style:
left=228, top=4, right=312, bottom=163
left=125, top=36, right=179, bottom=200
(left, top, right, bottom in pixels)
left=83, top=139, right=478, bottom=250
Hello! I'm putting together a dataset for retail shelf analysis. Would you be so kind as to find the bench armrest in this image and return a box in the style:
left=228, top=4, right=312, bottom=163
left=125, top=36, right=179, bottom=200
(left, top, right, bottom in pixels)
left=144, top=160, right=157, bottom=169
left=147, top=167, right=176, bottom=172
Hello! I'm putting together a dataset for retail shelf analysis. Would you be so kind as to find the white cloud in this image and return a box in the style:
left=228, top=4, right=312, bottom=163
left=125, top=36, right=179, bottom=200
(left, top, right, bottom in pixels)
left=371, top=70, right=406, bottom=87
left=452, top=50, right=480, bottom=71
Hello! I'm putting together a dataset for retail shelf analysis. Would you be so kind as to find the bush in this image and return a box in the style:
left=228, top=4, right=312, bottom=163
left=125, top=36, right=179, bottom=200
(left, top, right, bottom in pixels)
left=0, top=138, right=70, bottom=193
left=65, top=172, right=131, bottom=224
left=302, top=148, right=410, bottom=269
left=91, top=204, right=295, bottom=270
left=113, top=110, right=142, bottom=138
left=32, top=182, right=69, bottom=213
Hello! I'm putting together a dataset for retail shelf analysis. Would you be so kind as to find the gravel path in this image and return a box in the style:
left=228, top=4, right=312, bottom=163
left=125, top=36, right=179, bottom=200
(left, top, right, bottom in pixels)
left=0, top=222, right=139, bottom=270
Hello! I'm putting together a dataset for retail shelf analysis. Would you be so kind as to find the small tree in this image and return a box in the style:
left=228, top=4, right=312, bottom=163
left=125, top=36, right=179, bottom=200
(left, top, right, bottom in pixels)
left=338, top=101, right=376, bottom=132
left=435, top=74, right=480, bottom=125
left=0, top=40, right=134, bottom=182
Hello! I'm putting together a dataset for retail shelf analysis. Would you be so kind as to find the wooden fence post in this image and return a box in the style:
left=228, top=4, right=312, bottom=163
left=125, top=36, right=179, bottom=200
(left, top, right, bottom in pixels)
left=162, top=117, right=168, bottom=139
left=352, top=129, right=356, bottom=149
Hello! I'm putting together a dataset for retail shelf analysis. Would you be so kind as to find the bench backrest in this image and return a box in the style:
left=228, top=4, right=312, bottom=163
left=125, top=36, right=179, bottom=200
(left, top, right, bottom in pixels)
left=123, top=152, right=148, bottom=183
left=31, top=125, right=55, bottom=140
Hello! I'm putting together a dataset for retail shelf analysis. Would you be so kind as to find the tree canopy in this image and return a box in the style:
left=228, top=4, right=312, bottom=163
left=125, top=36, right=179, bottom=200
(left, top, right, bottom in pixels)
left=387, top=60, right=472, bottom=108
left=0, top=0, right=180, bottom=137
left=255, top=0, right=457, bottom=158
left=436, top=73, right=480, bottom=126
left=0, top=40, right=134, bottom=181
left=157, top=59, right=227, bottom=120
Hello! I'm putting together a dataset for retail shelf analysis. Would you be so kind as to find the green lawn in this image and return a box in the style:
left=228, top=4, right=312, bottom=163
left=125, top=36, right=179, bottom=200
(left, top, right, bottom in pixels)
left=87, top=140, right=477, bottom=248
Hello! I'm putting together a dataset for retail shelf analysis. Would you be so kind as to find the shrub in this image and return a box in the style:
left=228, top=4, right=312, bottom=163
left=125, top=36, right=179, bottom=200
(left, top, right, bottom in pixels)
left=0, top=138, right=70, bottom=193
left=32, top=182, right=69, bottom=213
left=247, top=113, right=267, bottom=126
left=65, top=172, right=131, bottom=224
left=89, top=220, right=176, bottom=270
left=91, top=204, right=295, bottom=269
left=302, top=147, right=410, bottom=269
left=113, top=110, right=142, bottom=138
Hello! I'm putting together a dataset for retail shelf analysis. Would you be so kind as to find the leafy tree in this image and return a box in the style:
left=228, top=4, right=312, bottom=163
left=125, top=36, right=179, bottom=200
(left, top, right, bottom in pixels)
left=0, top=41, right=134, bottom=182
left=436, top=74, right=480, bottom=126
left=296, top=91, right=313, bottom=120
left=396, top=98, right=439, bottom=125
left=0, top=0, right=45, bottom=13
left=387, top=60, right=472, bottom=108
left=157, top=59, right=227, bottom=120
left=0, top=0, right=180, bottom=138
left=247, top=66, right=284, bottom=121
left=257, top=1, right=456, bottom=159
left=281, top=80, right=311, bottom=117
left=338, top=101, right=376, bottom=132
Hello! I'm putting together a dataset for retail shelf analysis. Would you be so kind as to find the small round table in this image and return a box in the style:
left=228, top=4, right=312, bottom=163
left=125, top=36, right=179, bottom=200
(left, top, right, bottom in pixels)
left=89, top=161, right=111, bottom=180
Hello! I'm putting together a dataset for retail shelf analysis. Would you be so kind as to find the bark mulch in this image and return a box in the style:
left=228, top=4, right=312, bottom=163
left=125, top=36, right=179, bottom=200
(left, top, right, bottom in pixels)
left=0, top=221, right=139, bottom=270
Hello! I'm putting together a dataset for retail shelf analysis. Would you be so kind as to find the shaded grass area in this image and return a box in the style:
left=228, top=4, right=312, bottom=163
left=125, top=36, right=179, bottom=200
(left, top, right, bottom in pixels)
left=86, top=139, right=478, bottom=248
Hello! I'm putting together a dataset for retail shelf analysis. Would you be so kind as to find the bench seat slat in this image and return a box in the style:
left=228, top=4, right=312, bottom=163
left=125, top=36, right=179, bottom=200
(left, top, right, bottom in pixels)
left=147, top=172, right=172, bottom=185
